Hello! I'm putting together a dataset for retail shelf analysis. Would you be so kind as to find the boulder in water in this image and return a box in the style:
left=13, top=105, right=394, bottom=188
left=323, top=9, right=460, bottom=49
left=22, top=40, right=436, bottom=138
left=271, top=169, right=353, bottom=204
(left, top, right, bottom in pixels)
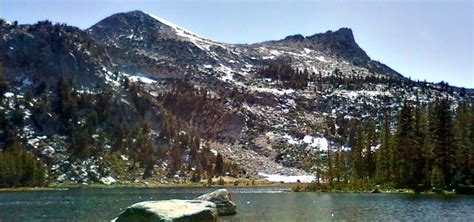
left=195, top=189, right=237, bottom=215
left=114, top=199, right=217, bottom=222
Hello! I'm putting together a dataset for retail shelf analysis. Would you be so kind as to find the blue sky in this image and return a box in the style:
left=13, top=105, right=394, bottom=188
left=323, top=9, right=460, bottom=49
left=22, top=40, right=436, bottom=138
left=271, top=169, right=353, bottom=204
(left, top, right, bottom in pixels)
left=1, top=0, right=473, bottom=88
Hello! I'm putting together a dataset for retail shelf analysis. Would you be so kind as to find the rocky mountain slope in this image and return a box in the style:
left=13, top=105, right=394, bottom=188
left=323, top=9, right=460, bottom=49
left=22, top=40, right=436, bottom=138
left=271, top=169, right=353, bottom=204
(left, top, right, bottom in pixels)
left=0, top=11, right=472, bottom=185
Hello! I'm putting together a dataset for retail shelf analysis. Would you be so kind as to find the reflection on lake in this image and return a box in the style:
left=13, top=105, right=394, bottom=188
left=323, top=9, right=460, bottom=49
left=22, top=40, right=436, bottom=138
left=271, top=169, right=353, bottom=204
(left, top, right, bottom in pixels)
left=0, top=187, right=472, bottom=221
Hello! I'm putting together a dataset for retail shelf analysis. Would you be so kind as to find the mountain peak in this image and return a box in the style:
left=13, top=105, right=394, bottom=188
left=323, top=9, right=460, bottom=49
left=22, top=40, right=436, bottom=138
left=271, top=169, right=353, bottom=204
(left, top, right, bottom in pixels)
left=283, top=34, right=306, bottom=41
left=307, top=27, right=356, bottom=46
left=98, top=10, right=155, bottom=24
left=330, top=27, right=355, bottom=41
left=89, top=10, right=203, bottom=37
left=89, top=11, right=395, bottom=76
left=119, top=10, right=148, bottom=17
left=87, top=10, right=164, bottom=36
left=88, top=10, right=212, bottom=46
left=305, top=27, right=370, bottom=63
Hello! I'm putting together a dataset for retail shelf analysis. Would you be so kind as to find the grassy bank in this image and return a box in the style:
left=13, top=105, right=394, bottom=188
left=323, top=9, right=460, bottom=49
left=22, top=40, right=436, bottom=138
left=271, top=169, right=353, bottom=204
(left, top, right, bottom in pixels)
left=290, top=183, right=469, bottom=195
left=2, top=179, right=471, bottom=195
left=0, top=177, right=295, bottom=192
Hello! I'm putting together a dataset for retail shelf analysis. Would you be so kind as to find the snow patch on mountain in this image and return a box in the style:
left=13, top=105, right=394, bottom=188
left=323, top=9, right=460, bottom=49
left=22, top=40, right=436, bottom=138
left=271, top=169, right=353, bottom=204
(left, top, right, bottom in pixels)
left=316, top=56, right=328, bottom=62
left=282, top=134, right=329, bottom=151
left=3, top=92, right=14, bottom=98
left=146, top=12, right=228, bottom=51
left=333, top=90, right=392, bottom=100
left=250, top=86, right=295, bottom=96
left=128, top=75, right=157, bottom=84
left=258, top=172, right=315, bottom=183
left=303, top=136, right=329, bottom=151
left=216, top=64, right=234, bottom=82
left=146, top=12, right=206, bottom=40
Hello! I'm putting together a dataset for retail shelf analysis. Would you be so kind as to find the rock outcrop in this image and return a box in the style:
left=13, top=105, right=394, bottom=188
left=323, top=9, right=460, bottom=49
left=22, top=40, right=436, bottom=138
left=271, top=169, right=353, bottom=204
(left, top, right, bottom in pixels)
left=114, top=200, right=217, bottom=222
left=195, top=189, right=237, bottom=216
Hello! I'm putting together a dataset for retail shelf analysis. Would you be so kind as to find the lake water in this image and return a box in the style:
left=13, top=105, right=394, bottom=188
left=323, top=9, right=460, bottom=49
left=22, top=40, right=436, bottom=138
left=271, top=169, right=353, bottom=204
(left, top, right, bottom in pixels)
left=0, top=187, right=472, bottom=221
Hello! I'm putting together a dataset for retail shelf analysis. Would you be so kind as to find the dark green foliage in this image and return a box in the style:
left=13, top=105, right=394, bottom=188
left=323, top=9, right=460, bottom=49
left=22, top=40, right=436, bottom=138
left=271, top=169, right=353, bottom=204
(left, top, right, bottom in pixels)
left=256, top=59, right=312, bottom=89
left=314, top=99, right=473, bottom=192
left=431, top=99, right=455, bottom=188
left=393, top=101, right=414, bottom=186
left=334, top=147, right=348, bottom=187
left=326, top=147, right=334, bottom=188
left=69, top=126, right=92, bottom=159
left=214, top=153, right=224, bottom=176
left=11, top=102, right=25, bottom=127
left=375, top=112, right=391, bottom=184
left=364, top=120, right=376, bottom=179
left=342, top=99, right=474, bottom=191
left=452, top=102, right=474, bottom=186
left=351, top=125, right=364, bottom=179
left=412, top=101, right=429, bottom=188
left=0, top=139, right=46, bottom=188
left=112, top=124, right=127, bottom=153
left=0, top=63, right=8, bottom=97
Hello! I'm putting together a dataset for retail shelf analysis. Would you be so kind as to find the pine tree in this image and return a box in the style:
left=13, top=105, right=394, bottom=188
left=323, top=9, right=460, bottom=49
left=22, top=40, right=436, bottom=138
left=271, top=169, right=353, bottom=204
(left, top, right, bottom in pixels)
left=12, top=102, right=25, bottom=127
left=55, top=75, right=77, bottom=134
left=412, top=103, right=428, bottom=190
left=326, top=147, right=334, bottom=188
left=142, top=138, right=156, bottom=179
left=376, top=111, right=391, bottom=184
left=189, top=137, right=199, bottom=164
left=313, top=154, right=323, bottom=185
left=347, top=121, right=357, bottom=148
left=191, top=165, right=202, bottom=182
left=112, top=124, right=126, bottom=153
left=0, top=138, right=46, bottom=188
left=469, top=104, right=474, bottom=185
left=423, top=103, right=436, bottom=187
left=351, top=125, right=365, bottom=180
left=214, top=153, right=224, bottom=177
left=394, top=101, right=414, bottom=187
left=334, top=146, right=347, bottom=186
left=0, top=62, right=8, bottom=97
left=452, top=102, right=472, bottom=186
left=169, top=145, right=181, bottom=177
left=431, top=99, right=454, bottom=188
left=69, top=126, right=92, bottom=159
left=365, top=120, right=376, bottom=180
left=0, top=151, right=4, bottom=186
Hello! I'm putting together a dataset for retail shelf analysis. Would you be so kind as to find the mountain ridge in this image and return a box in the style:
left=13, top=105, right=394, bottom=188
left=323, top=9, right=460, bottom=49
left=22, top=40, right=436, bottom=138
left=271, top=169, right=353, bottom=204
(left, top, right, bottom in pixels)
left=0, top=11, right=472, bottom=186
left=89, top=11, right=404, bottom=80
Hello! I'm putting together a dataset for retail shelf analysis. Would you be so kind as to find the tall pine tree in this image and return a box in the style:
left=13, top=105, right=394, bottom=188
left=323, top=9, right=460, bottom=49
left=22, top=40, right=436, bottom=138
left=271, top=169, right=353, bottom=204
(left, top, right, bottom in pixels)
left=431, top=99, right=454, bottom=188
left=376, top=111, right=391, bottom=184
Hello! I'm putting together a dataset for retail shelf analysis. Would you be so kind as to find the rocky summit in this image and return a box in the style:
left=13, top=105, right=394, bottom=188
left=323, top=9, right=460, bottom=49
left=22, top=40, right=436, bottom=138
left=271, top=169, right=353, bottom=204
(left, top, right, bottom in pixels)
left=0, top=10, right=472, bottom=186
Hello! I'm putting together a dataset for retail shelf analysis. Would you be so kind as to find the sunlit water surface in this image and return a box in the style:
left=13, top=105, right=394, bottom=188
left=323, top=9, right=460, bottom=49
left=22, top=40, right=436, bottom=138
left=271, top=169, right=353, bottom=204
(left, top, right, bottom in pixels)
left=0, top=187, right=472, bottom=221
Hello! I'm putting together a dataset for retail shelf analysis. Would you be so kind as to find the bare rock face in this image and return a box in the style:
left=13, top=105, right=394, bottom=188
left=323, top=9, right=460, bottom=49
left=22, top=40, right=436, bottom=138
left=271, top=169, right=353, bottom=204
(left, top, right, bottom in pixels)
left=114, top=200, right=217, bottom=222
left=195, top=189, right=237, bottom=216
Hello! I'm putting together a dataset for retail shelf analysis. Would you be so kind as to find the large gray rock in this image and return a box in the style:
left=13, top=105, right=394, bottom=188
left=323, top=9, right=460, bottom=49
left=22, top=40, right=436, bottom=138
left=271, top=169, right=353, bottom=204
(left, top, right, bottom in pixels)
left=115, top=199, right=217, bottom=222
left=195, top=189, right=237, bottom=216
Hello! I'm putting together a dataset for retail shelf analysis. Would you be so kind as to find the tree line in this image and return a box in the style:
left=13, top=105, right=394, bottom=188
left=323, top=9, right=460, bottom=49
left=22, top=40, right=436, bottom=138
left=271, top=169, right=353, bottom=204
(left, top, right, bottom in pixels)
left=256, top=59, right=312, bottom=89
left=0, top=138, right=47, bottom=188
left=314, top=99, right=473, bottom=192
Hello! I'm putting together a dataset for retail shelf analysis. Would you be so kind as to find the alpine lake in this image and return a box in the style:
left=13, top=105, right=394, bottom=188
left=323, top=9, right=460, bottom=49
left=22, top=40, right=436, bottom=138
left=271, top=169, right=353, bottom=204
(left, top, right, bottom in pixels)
left=0, top=187, right=472, bottom=221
